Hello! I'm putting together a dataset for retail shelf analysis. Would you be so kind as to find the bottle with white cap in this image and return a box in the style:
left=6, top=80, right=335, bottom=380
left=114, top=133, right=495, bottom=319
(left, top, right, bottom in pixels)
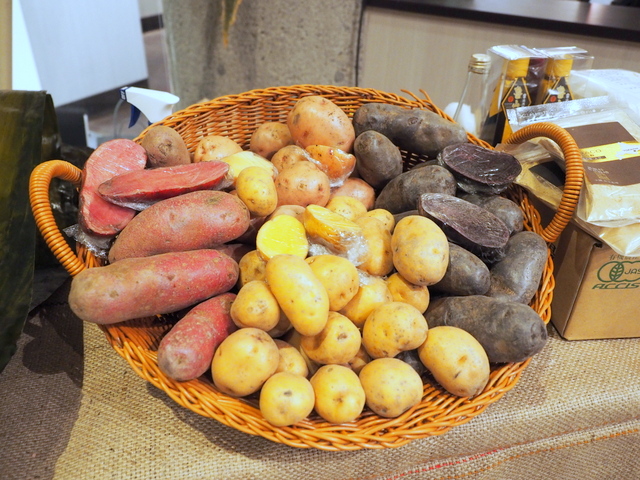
left=452, top=53, right=491, bottom=137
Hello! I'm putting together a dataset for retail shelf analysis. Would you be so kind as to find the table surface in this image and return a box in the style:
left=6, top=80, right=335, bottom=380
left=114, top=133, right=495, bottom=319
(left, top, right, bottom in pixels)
left=2, top=275, right=640, bottom=479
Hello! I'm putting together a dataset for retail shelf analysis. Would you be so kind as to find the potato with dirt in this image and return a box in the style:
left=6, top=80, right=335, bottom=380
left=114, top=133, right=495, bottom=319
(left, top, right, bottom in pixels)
left=431, top=243, right=491, bottom=296
left=141, top=125, right=191, bottom=167
left=352, top=103, right=468, bottom=158
left=68, top=249, right=239, bottom=324
left=107, top=190, right=250, bottom=262
left=250, top=122, right=293, bottom=159
left=157, top=292, right=237, bottom=382
left=287, top=95, right=356, bottom=152
left=424, top=295, right=548, bottom=363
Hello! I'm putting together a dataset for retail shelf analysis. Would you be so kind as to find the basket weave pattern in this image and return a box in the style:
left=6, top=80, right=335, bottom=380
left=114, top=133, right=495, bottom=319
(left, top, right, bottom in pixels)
left=29, top=85, right=583, bottom=451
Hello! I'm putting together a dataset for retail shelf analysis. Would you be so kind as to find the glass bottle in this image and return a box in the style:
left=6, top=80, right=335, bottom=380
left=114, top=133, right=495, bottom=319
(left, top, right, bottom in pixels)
left=452, top=53, right=491, bottom=137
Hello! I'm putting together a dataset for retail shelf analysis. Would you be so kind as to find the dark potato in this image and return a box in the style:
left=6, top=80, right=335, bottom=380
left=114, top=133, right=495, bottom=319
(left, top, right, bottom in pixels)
left=375, top=165, right=456, bottom=214
left=425, top=295, right=548, bottom=363
left=486, top=231, right=548, bottom=304
left=353, top=130, right=403, bottom=189
left=460, top=193, right=524, bottom=235
left=431, top=243, right=490, bottom=296
left=352, top=103, right=468, bottom=158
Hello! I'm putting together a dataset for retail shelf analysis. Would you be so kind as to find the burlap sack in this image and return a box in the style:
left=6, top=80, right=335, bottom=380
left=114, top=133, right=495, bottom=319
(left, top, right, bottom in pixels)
left=1, top=279, right=639, bottom=480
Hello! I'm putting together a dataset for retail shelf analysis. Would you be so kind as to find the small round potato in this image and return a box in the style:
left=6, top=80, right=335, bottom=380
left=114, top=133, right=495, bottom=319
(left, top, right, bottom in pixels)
left=356, top=216, right=394, bottom=277
left=270, top=145, right=312, bottom=172
left=339, top=274, right=393, bottom=329
left=250, top=122, right=293, bottom=159
left=274, top=339, right=309, bottom=377
left=236, top=166, right=278, bottom=217
left=418, top=326, right=490, bottom=398
left=237, top=250, right=267, bottom=288
left=193, top=134, right=243, bottom=163
left=230, top=280, right=281, bottom=331
left=267, top=204, right=306, bottom=223
left=392, top=215, right=449, bottom=286
left=306, top=254, right=359, bottom=311
left=259, top=372, right=315, bottom=427
left=386, top=272, right=430, bottom=313
left=362, top=208, right=395, bottom=232
left=275, top=161, right=331, bottom=208
left=347, top=344, right=371, bottom=374
left=359, top=357, right=424, bottom=418
left=325, top=195, right=367, bottom=222
left=211, top=328, right=280, bottom=397
left=362, top=301, right=428, bottom=358
left=301, top=311, right=362, bottom=365
left=329, top=177, right=376, bottom=210
left=310, top=364, right=366, bottom=424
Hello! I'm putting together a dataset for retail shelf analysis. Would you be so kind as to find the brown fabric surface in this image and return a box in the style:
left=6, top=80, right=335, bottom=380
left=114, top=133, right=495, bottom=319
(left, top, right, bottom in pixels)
left=1, top=279, right=639, bottom=480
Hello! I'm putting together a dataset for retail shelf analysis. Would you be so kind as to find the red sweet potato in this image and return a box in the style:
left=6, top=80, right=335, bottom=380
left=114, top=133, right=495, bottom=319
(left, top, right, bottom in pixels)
left=157, top=292, right=237, bottom=382
left=97, top=161, right=231, bottom=210
left=78, top=139, right=147, bottom=237
left=68, top=249, right=239, bottom=324
left=108, top=190, right=251, bottom=262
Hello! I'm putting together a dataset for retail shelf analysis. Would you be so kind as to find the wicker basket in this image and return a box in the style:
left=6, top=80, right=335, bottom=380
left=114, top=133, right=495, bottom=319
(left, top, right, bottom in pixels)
left=29, top=85, right=584, bottom=451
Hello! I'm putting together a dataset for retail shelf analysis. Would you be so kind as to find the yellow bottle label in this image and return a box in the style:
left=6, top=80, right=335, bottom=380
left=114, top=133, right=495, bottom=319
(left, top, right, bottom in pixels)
left=580, top=141, right=640, bottom=163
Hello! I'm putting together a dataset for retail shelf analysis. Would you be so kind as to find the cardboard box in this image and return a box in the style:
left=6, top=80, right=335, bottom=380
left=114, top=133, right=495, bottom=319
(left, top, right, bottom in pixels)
left=551, top=222, right=640, bottom=340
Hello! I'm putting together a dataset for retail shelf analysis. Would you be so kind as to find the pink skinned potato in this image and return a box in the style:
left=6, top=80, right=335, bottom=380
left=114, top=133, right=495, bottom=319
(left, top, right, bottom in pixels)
left=108, top=190, right=250, bottom=262
left=157, top=292, right=238, bottom=382
left=68, top=249, right=239, bottom=325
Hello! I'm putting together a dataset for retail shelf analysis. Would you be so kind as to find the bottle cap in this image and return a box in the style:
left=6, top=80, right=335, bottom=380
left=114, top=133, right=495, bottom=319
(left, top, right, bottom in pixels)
left=469, top=53, right=491, bottom=74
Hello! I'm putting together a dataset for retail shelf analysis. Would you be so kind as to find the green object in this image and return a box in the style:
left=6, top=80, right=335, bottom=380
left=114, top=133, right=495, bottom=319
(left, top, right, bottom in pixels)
left=0, top=90, right=60, bottom=373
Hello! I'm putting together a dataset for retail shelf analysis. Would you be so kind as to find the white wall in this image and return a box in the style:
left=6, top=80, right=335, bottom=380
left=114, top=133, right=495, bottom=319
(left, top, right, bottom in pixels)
left=12, top=0, right=148, bottom=107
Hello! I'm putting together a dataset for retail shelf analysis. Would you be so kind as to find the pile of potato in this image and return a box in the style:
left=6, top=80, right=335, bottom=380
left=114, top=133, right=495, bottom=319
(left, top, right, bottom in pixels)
left=68, top=95, right=549, bottom=427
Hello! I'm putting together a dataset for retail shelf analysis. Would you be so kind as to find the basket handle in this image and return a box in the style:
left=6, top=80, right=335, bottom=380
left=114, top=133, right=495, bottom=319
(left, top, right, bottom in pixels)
left=29, top=159, right=87, bottom=276
left=503, top=122, right=584, bottom=244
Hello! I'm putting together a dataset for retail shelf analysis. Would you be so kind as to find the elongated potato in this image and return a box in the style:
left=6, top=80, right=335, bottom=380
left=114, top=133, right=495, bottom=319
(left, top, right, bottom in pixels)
left=108, top=190, right=250, bottom=262
left=68, top=249, right=239, bottom=324
left=305, top=254, right=359, bottom=312
left=157, top=292, right=237, bottom=382
left=431, top=243, right=491, bottom=296
left=265, top=254, right=330, bottom=336
left=425, top=295, right=548, bottom=363
left=235, top=165, right=278, bottom=217
left=391, top=215, right=449, bottom=286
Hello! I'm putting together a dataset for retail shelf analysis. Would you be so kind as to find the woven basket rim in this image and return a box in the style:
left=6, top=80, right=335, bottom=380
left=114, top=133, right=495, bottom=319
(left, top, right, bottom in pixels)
left=29, top=84, right=583, bottom=451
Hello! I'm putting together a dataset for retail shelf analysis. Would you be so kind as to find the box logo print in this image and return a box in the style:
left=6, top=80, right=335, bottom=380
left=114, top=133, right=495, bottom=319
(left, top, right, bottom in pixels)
left=594, top=261, right=640, bottom=289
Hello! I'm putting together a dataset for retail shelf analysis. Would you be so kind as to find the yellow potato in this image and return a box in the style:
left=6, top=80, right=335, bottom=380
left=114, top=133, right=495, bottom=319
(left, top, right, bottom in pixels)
left=301, top=312, right=362, bottom=365
left=267, top=204, right=305, bottom=223
left=386, top=272, right=430, bottom=313
left=250, top=122, right=293, bottom=160
left=325, top=195, right=367, bottom=222
left=265, top=254, right=330, bottom=336
left=274, top=339, right=309, bottom=377
left=359, top=357, right=424, bottom=418
left=259, top=372, right=315, bottom=427
left=417, top=326, right=490, bottom=398
left=287, top=95, right=356, bottom=152
left=235, top=166, right=278, bottom=217
left=221, top=150, right=278, bottom=185
left=282, top=329, right=321, bottom=376
left=305, top=254, right=359, bottom=311
left=237, top=250, right=267, bottom=288
left=392, top=215, right=449, bottom=286
left=356, top=216, right=394, bottom=277
left=230, top=280, right=281, bottom=331
left=362, top=302, right=428, bottom=359
left=270, top=145, right=312, bottom=172
left=193, top=134, right=243, bottom=163
left=310, top=364, right=366, bottom=424
left=339, top=274, right=393, bottom=329
left=362, top=208, right=395, bottom=232
left=256, top=214, right=309, bottom=260
left=347, top=344, right=371, bottom=374
left=211, top=328, right=279, bottom=397
left=266, top=311, right=293, bottom=338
